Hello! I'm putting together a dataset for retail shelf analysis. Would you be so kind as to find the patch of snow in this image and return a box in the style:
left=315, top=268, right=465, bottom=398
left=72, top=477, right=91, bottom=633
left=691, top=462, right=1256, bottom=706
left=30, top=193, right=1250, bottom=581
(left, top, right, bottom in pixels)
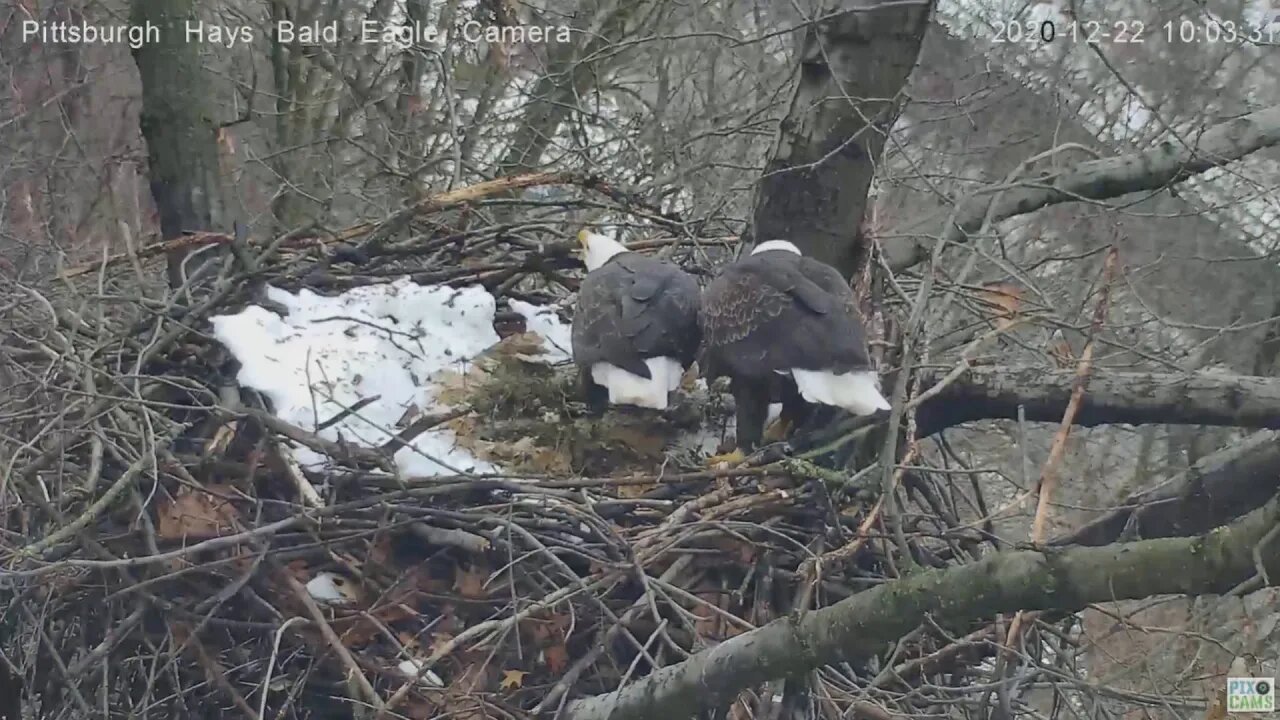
left=397, top=659, right=445, bottom=687
left=305, top=572, right=350, bottom=605
left=211, top=277, right=506, bottom=477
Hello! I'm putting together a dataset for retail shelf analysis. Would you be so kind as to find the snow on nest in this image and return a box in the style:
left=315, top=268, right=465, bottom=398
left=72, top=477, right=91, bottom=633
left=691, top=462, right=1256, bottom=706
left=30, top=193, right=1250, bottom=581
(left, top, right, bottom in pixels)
left=210, top=278, right=572, bottom=478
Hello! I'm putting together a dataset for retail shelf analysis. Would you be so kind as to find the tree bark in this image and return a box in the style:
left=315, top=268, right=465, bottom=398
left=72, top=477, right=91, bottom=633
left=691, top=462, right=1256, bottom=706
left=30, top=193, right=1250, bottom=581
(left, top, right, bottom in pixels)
left=1054, top=431, right=1280, bottom=547
left=749, top=0, right=933, bottom=277
left=564, top=492, right=1280, bottom=720
left=496, top=0, right=640, bottom=176
left=130, top=0, right=224, bottom=290
left=916, top=366, right=1280, bottom=436
left=885, top=103, right=1280, bottom=272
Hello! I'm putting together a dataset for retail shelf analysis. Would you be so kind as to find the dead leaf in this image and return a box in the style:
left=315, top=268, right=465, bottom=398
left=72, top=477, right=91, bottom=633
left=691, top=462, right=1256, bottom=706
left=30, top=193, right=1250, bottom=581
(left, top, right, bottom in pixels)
left=693, top=588, right=728, bottom=641
left=427, top=632, right=455, bottom=656
left=369, top=534, right=394, bottom=567
left=616, top=479, right=658, bottom=499
left=542, top=643, right=569, bottom=673
left=499, top=669, right=527, bottom=690
left=155, top=484, right=240, bottom=541
left=488, top=332, right=550, bottom=360
left=454, top=564, right=490, bottom=599
left=203, top=420, right=238, bottom=457
left=979, top=281, right=1023, bottom=331
left=1046, top=328, right=1075, bottom=368
left=528, top=447, right=571, bottom=474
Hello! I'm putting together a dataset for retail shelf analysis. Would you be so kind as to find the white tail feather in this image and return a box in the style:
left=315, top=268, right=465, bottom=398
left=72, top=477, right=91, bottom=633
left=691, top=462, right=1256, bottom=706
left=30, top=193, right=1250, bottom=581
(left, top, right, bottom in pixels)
left=791, top=369, right=890, bottom=416
left=592, top=357, right=685, bottom=409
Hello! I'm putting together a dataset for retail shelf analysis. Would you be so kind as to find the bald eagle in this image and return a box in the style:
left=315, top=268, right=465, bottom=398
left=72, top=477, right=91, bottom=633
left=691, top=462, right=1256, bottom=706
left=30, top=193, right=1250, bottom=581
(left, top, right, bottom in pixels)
left=699, top=239, right=889, bottom=463
left=571, top=230, right=701, bottom=411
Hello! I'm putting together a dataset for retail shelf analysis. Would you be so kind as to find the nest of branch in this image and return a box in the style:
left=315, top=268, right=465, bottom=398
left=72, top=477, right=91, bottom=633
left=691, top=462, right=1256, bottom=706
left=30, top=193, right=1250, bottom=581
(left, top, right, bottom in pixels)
left=0, top=176, right=1019, bottom=720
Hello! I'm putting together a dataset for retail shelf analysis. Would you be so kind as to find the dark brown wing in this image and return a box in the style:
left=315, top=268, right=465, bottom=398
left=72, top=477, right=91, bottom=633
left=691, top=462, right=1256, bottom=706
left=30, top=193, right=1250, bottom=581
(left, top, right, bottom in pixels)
left=572, top=253, right=701, bottom=379
left=698, top=251, right=872, bottom=380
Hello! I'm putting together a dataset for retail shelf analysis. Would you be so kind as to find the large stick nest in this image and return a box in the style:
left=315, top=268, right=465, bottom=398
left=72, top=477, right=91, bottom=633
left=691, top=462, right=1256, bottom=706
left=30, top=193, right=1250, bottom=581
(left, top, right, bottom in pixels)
left=0, top=174, right=1025, bottom=720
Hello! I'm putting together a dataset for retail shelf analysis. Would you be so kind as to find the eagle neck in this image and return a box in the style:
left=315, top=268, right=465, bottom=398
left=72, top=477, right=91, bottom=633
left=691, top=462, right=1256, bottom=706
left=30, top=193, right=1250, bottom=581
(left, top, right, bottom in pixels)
left=585, top=239, right=630, bottom=271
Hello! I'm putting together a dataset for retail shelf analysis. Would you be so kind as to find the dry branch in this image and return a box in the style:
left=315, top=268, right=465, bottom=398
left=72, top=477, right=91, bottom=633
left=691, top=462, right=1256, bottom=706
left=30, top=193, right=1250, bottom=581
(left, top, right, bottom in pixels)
left=1055, top=431, right=1280, bottom=547
left=564, top=491, right=1280, bottom=720
left=59, top=171, right=590, bottom=279
left=888, top=103, right=1280, bottom=270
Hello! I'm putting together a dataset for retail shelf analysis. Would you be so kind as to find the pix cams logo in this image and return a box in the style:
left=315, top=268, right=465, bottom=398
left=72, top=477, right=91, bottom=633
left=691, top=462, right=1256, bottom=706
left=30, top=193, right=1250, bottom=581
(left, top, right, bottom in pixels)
left=1227, top=677, right=1275, bottom=713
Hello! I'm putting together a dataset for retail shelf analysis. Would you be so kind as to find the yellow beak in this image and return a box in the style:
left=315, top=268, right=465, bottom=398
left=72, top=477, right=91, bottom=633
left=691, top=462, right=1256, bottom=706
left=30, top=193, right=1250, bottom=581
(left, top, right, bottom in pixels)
left=576, top=229, right=591, bottom=250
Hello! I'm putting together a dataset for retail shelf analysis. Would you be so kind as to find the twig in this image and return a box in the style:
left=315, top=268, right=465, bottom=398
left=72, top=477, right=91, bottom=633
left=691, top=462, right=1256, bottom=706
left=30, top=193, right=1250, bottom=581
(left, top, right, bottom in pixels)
left=15, top=451, right=155, bottom=559
left=278, top=564, right=386, bottom=712
left=1030, top=247, right=1118, bottom=544
left=1000, top=247, right=1118, bottom=675
left=58, top=171, right=585, bottom=278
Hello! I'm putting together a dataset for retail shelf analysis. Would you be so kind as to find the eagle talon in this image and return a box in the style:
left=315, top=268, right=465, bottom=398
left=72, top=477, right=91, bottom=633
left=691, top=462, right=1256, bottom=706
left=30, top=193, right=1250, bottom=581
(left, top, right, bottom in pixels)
left=706, top=448, right=747, bottom=468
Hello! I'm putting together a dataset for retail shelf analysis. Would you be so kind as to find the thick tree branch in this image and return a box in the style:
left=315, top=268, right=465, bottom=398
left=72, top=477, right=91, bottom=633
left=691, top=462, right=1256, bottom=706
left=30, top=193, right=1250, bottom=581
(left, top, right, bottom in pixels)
left=1054, top=431, right=1280, bottom=547
left=888, top=103, right=1280, bottom=270
left=750, top=0, right=933, bottom=276
left=915, top=366, right=1280, bottom=435
left=564, top=492, right=1280, bottom=720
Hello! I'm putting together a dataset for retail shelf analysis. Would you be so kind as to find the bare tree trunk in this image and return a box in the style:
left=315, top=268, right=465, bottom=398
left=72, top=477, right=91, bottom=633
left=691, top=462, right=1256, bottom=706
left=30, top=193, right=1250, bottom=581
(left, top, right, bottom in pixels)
left=749, top=0, right=933, bottom=277
left=130, top=0, right=224, bottom=290
left=496, top=0, right=641, bottom=176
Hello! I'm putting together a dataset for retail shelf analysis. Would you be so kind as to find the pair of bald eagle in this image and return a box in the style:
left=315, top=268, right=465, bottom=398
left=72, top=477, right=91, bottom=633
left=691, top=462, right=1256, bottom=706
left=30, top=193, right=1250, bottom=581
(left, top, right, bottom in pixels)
left=571, top=230, right=890, bottom=464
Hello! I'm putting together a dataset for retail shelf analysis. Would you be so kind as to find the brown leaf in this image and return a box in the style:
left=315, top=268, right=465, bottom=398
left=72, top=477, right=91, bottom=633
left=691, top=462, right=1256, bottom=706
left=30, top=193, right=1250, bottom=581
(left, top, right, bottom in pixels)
left=693, top=589, right=728, bottom=640
left=616, top=474, right=658, bottom=499
left=369, top=534, right=394, bottom=567
left=1204, top=688, right=1227, bottom=720
left=979, top=282, right=1023, bottom=331
left=499, top=669, right=527, bottom=690
left=427, top=632, right=455, bottom=656
left=1046, top=328, right=1075, bottom=368
left=542, top=644, right=569, bottom=673
left=203, top=420, right=238, bottom=457
left=155, top=484, right=240, bottom=541
left=528, top=447, right=571, bottom=474
left=488, top=332, right=551, bottom=359
left=454, top=564, right=490, bottom=599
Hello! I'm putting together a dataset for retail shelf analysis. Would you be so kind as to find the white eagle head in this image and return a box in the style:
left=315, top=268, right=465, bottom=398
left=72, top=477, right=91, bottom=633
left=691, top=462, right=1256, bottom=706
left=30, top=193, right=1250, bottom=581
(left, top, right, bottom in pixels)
left=751, top=240, right=802, bottom=256
left=577, top=229, right=629, bottom=271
